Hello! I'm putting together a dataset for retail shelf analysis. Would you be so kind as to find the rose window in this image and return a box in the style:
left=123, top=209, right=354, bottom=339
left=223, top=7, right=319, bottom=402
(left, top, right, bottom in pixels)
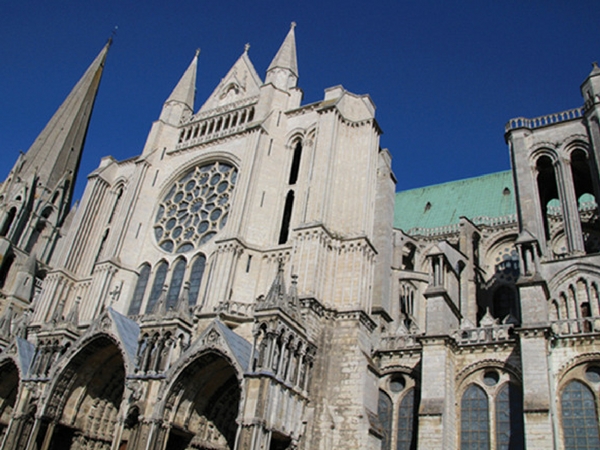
left=154, top=162, right=237, bottom=253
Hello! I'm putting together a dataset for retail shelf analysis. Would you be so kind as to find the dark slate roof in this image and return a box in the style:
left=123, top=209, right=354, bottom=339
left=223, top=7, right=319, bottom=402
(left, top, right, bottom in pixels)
left=16, top=337, right=35, bottom=376
left=215, top=320, right=252, bottom=371
left=109, top=308, right=140, bottom=364
left=394, top=171, right=516, bottom=232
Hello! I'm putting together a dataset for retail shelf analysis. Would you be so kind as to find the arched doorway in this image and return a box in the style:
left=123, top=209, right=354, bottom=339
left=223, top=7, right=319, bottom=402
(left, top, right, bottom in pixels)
left=43, top=336, right=126, bottom=450
left=0, top=360, right=19, bottom=443
left=163, top=351, right=241, bottom=450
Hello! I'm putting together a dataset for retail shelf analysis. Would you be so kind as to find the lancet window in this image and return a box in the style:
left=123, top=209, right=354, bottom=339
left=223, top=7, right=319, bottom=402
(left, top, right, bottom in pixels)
left=459, top=369, right=524, bottom=450
left=128, top=264, right=151, bottom=316
left=377, top=373, right=419, bottom=450
left=559, top=362, right=600, bottom=449
left=278, top=190, right=295, bottom=245
left=288, top=140, right=302, bottom=185
left=166, top=258, right=186, bottom=311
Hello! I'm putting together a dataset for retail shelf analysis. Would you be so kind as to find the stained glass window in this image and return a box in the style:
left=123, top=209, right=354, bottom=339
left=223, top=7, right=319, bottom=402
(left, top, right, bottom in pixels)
left=461, top=384, right=489, bottom=450
left=166, top=259, right=186, bottom=311
left=154, top=162, right=237, bottom=253
left=496, top=383, right=524, bottom=450
left=145, top=261, right=168, bottom=313
left=561, top=380, right=600, bottom=449
left=397, top=388, right=417, bottom=450
left=378, top=390, right=393, bottom=450
left=188, top=255, right=206, bottom=307
left=128, top=264, right=150, bottom=315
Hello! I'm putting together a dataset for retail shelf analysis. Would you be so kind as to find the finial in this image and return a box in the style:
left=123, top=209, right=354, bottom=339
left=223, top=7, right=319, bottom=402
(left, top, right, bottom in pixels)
left=108, top=26, right=118, bottom=46
left=593, top=62, right=599, bottom=69
left=244, top=43, right=250, bottom=54
left=195, top=48, right=201, bottom=57
left=290, top=21, right=296, bottom=30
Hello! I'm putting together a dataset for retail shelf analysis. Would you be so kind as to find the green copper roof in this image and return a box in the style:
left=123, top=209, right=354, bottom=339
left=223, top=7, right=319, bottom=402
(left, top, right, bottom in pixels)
left=394, top=171, right=516, bottom=231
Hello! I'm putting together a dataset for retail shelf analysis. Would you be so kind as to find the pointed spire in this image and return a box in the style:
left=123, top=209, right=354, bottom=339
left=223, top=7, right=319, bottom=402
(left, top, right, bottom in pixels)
left=267, top=22, right=298, bottom=77
left=164, top=50, right=199, bottom=111
left=265, top=259, right=287, bottom=307
left=19, top=41, right=111, bottom=199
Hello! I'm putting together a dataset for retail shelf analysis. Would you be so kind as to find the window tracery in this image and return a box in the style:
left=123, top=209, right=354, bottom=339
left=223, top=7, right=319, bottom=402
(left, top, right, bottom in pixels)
left=559, top=362, right=600, bottom=449
left=154, top=162, right=237, bottom=253
left=377, top=373, right=419, bottom=450
left=459, top=369, right=524, bottom=450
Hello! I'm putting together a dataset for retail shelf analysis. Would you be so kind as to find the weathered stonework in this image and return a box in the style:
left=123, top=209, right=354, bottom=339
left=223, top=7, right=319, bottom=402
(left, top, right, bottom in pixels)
left=1, top=25, right=600, bottom=450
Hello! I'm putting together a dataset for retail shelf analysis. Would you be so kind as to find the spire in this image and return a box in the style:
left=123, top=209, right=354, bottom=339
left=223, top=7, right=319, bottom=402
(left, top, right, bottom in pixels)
left=165, top=50, right=199, bottom=111
left=267, top=22, right=298, bottom=77
left=18, top=41, right=110, bottom=198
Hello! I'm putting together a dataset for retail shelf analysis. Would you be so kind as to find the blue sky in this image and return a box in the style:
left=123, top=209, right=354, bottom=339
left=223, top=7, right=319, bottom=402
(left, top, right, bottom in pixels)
left=2, top=1, right=600, bottom=201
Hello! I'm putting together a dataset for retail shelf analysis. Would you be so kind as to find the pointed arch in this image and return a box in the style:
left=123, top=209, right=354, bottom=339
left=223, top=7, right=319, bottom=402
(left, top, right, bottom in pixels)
left=161, top=349, right=244, bottom=449
left=128, top=263, right=151, bottom=316
left=42, top=335, right=126, bottom=449
left=460, top=384, right=489, bottom=448
left=146, top=260, right=168, bottom=314
left=188, top=254, right=206, bottom=307
left=0, top=359, right=19, bottom=441
left=0, top=207, right=17, bottom=237
left=288, top=139, right=303, bottom=185
left=561, top=380, right=600, bottom=449
left=278, top=190, right=295, bottom=245
left=166, top=258, right=187, bottom=311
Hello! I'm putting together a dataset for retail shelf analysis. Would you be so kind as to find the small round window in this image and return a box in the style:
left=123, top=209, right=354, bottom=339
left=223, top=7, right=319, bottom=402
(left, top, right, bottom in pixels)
left=154, top=162, right=237, bottom=253
left=389, top=374, right=406, bottom=393
left=483, top=370, right=499, bottom=386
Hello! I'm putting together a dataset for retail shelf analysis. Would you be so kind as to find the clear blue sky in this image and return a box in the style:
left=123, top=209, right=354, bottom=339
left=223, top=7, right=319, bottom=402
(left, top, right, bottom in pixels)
left=2, top=1, right=600, bottom=201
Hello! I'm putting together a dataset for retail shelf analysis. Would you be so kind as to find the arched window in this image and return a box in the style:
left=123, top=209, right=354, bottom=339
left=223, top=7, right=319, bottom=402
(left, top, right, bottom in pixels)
left=561, top=380, right=600, bottom=449
left=0, top=253, right=15, bottom=288
left=166, top=259, right=186, bottom=311
left=128, top=264, right=151, bottom=316
left=288, top=140, right=302, bottom=185
left=402, top=243, right=416, bottom=271
left=145, top=261, right=168, bottom=314
left=25, top=220, right=46, bottom=253
left=188, top=255, right=206, bottom=307
left=91, top=229, right=109, bottom=270
left=108, top=187, right=124, bottom=224
left=536, top=155, right=559, bottom=241
left=570, top=149, right=600, bottom=254
left=399, top=282, right=416, bottom=328
left=493, top=286, right=517, bottom=322
left=278, top=190, right=295, bottom=245
left=0, top=207, right=16, bottom=237
left=496, top=383, right=524, bottom=450
left=397, top=388, right=417, bottom=450
left=378, top=390, right=393, bottom=450
left=460, top=384, right=489, bottom=449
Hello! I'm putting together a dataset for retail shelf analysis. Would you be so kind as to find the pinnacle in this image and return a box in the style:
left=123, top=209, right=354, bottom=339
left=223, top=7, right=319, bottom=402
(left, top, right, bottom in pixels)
left=267, top=23, right=298, bottom=77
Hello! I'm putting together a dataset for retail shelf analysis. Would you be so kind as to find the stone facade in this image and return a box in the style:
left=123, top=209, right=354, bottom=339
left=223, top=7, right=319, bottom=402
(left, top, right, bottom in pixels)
left=0, top=25, right=599, bottom=449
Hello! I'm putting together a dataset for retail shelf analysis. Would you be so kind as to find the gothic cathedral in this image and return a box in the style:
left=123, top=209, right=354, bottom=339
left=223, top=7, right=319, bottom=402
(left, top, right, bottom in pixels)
left=1, top=25, right=600, bottom=449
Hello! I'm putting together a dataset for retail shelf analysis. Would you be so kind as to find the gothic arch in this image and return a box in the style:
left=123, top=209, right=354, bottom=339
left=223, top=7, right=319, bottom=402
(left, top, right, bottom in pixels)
left=556, top=352, right=600, bottom=385
left=41, top=334, right=126, bottom=449
left=155, top=153, right=241, bottom=194
left=456, top=358, right=522, bottom=386
left=0, top=358, right=20, bottom=442
left=548, top=263, right=600, bottom=292
left=158, top=344, right=245, bottom=450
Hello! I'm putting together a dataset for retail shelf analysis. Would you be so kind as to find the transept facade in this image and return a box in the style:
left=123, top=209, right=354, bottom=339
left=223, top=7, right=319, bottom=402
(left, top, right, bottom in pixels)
left=0, top=25, right=599, bottom=449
